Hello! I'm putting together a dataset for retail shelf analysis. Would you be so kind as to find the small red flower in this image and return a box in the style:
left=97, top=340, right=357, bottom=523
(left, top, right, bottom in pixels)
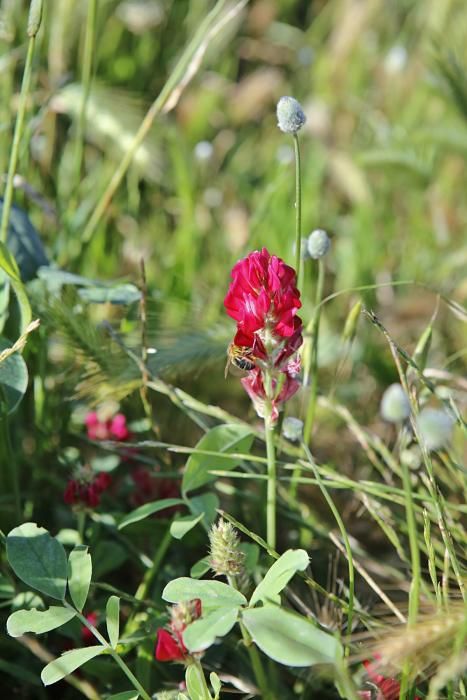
left=363, top=658, right=421, bottom=700
left=81, top=612, right=98, bottom=645
left=64, top=470, right=112, bottom=509
left=155, top=628, right=187, bottom=662
left=85, top=411, right=131, bottom=442
left=130, top=467, right=181, bottom=513
left=155, top=599, right=203, bottom=664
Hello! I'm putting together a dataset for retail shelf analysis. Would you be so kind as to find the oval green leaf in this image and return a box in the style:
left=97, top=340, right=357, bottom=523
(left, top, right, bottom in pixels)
left=250, top=549, right=309, bottom=606
left=7, top=606, right=76, bottom=637
left=68, top=545, right=92, bottom=612
left=183, top=606, right=239, bottom=652
left=7, top=523, right=67, bottom=600
left=0, top=336, right=28, bottom=415
left=185, top=664, right=209, bottom=700
left=106, top=595, right=120, bottom=648
left=41, top=645, right=105, bottom=685
left=162, top=577, right=246, bottom=612
left=118, top=498, right=185, bottom=530
left=182, top=424, right=254, bottom=494
left=242, top=606, right=342, bottom=667
left=170, top=512, right=204, bottom=540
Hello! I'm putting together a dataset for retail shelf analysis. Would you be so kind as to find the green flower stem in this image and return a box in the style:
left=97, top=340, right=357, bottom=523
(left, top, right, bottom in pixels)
left=64, top=600, right=152, bottom=700
left=73, top=0, right=97, bottom=188
left=123, top=526, right=172, bottom=637
left=302, top=442, right=354, bottom=652
left=189, top=659, right=213, bottom=700
left=77, top=510, right=86, bottom=544
left=265, top=417, right=277, bottom=551
left=0, top=18, right=38, bottom=244
left=303, top=258, right=325, bottom=445
left=293, top=133, right=302, bottom=283
left=227, top=576, right=269, bottom=698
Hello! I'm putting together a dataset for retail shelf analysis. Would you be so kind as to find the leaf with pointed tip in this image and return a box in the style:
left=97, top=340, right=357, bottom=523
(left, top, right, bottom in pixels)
left=170, top=512, right=204, bottom=540
left=182, top=424, right=253, bottom=494
left=106, top=595, right=120, bottom=648
left=118, top=498, right=185, bottom=530
left=68, top=546, right=92, bottom=612
left=41, top=646, right=105, bottom=685
left=250, top=549, right=309, bottom=606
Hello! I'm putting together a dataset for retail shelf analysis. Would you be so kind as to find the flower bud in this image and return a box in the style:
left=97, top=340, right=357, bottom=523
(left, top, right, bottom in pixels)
left=209, top=519, right=245, bottom=577
left=416, top=408, right=454, bottom=451
left=307, top=229, right=331, bottom=259
left=276, top=96, right=306, bottom=134
left=380, top=384, right=410, bottom=423
left=282, top=416, right=303, bottom=442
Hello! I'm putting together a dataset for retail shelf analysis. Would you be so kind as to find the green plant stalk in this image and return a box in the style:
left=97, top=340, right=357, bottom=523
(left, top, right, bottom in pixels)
left=262, top=366, right=277, bottom=550
left=80, top=0, right=230, bottom=248
left=293, top=133, right=302, bottom=282
left=302, top=442, right=354, bottom=651
left=123, top=526, right=172, bottom=637
left=383, top=351, right=420, bottom=699
left=227, top=575, right=269, bottom=698
left=77, top=510, right=86, bottom=544
left=265, top=419, right=276, bottom=550
left=303, top=259, right=325, bottom=445
left=1, top=415, right=21, bottom=520
left=0, top=37, right=36, bottom=244
left=64, top=601, right=152, bottom=700
left=73, top=0, right=97, bottom=188
left=188, top=659, right=213, bottom=700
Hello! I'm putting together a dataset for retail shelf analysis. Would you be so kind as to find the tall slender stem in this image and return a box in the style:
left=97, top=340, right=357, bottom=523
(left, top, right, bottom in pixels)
left=123, top=526, right=172, bottom=637
left=302, top=442, right=354, bottom=651
left=64, top=601, right=152, bottom=700
left=265, top=418, right=276, bottom=550
left=1, top=416, right=21, bottom=521
left=293, top=133, right=302, bottom=283
left=0, top=33, right=37, bottom=243
left=73, top=0, right=97, bottom=188
left=303, top=259, right=325, bottom=444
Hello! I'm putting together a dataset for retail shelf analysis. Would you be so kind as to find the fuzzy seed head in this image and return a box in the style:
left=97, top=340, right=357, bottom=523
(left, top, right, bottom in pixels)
left=276, top=96, right=306, bottom=134
left=307, top=229, right=331, bottom=259
left=282, top=416, right=304, bottom=442
left=209, top=519, right=245, bottom=577
left=416, top=408, right=454, bottom=451
left=380, top=383, right=411, bottom=423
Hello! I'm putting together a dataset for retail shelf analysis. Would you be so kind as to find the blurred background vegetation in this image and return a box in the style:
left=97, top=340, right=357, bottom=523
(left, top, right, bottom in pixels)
left=0, top=0, right=465, bottom=516
left=0, top=0, right=465, bottom=540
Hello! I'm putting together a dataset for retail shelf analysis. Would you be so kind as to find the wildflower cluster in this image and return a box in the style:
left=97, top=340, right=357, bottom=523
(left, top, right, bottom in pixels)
left=85, top=411, right=131, bottom=441
left=155, top=599, right=202, bottom=663
left=64, top=469, right=111, bottom=508
left=224, top=247, right=303, bottom=422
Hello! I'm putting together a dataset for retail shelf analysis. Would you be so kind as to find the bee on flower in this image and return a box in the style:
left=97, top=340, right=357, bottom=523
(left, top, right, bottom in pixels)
left=224, top=247, right=303, bottom=422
